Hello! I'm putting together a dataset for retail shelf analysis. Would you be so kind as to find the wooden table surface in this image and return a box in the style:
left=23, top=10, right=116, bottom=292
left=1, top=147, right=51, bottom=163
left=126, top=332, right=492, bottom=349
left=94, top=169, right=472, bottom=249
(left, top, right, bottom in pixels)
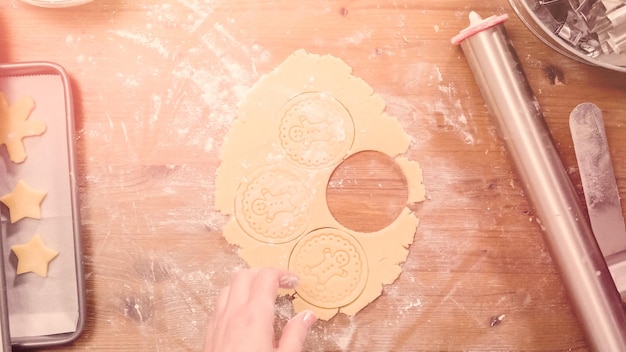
left=2, top=0, right=626, bottom=351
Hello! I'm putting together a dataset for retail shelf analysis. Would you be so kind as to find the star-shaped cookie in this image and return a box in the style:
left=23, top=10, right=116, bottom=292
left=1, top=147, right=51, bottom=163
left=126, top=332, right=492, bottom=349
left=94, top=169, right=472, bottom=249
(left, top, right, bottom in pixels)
left=0, top=92, right=47, bottom=163
left=0, top=180, right=47, bottom=223
left=12, top=234, right=59, bottom=277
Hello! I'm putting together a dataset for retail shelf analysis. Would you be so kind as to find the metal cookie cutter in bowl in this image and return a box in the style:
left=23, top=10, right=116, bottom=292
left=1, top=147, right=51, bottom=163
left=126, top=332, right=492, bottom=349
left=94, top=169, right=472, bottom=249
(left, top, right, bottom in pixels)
left=509, top=0, right=626, bottom=72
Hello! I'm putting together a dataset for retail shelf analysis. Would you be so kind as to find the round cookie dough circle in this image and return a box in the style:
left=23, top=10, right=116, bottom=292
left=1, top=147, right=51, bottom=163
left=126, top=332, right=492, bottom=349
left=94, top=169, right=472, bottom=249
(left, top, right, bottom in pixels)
left=278, top=92, right=355, bottom=169
left=288, top=228, right=368, bottom=309
left=234, top=166, right=312, bottom=244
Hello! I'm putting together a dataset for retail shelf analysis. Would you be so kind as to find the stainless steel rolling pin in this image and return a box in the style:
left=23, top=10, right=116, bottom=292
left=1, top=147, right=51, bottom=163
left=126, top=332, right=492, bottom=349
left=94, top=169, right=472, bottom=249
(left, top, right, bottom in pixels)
left=452, top=11, right=626, bottom=351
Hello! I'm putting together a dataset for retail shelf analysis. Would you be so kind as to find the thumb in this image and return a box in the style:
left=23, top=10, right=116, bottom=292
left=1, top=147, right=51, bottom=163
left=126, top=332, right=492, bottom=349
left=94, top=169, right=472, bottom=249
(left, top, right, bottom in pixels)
left=276, top=310, right=317, bottom=352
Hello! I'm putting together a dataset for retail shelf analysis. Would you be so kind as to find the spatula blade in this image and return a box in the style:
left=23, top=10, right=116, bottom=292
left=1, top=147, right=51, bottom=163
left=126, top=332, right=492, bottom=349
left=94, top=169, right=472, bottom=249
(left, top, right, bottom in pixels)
left=570, top=102, right=626, bottom=259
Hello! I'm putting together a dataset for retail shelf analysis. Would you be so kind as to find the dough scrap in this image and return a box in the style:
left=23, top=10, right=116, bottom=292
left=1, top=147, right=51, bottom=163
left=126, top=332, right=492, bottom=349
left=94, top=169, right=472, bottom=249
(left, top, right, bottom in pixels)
left=11, top=234, right=59, bottom=277
left=215, top=49, right=425, bottom=320
left=0, top=92, right=47, bottom=163
left=0, top=179, right=47, bottom=223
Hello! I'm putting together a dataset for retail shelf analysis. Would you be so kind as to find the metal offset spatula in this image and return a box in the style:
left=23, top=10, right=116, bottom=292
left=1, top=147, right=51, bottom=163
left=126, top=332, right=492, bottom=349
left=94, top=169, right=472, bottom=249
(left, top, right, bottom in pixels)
left=570, top=102, right=626, bottom=297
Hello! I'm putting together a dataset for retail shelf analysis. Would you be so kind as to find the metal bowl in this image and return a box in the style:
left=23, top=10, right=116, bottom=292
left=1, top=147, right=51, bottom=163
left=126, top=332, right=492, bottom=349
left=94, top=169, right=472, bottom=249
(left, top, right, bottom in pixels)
left=509, top=0, right=626, bottom=72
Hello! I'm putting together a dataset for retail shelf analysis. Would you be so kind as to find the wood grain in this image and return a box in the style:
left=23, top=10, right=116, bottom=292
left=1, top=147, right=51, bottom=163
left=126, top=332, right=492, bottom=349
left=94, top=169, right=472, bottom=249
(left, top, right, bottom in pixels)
left=327, top=151, right=409, bottom=233
left=1, top=0, right=625, bottom=351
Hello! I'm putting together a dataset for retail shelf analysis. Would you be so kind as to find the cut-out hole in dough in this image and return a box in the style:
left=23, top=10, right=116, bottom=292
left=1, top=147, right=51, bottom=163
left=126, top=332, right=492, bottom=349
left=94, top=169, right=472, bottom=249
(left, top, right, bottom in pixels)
left=278, top=92, right=355, bottom=169
left=326, top=151, right=408, bottom=233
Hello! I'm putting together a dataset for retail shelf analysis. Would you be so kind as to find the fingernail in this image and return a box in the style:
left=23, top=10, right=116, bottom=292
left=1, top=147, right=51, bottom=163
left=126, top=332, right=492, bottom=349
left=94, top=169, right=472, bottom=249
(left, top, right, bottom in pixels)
left=302, top=310, right=317, bottom=329
left=279, top=274, right=300, bottom=289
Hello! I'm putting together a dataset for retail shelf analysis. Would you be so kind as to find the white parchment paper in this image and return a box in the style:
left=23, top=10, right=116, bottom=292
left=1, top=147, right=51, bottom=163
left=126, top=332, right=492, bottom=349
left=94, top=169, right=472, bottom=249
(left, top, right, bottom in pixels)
left=0, top=73, right=80, bottom=338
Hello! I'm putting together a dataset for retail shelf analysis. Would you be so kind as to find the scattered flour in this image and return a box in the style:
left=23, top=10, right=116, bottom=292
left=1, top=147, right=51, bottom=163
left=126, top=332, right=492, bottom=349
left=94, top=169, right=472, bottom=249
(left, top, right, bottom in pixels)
left=339, top=29, right=374, bottom=46
left=332, top=320, right=357, bottom=351
left=387, top=62, right=477, bottom=146
left=434, top=80, right=476, bottom=145
left=399, top=298, right=423, bottom=314
left=109, top=29, right=171, bottom=58
left=77, top=0, right=263, bottom=241
left=71, top=2, right=485, bottom=349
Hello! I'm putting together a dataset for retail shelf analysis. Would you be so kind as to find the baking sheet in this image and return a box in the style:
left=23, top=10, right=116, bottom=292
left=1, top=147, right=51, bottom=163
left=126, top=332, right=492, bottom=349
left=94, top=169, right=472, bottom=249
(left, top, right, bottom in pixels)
left=0, top=158, right=9, bottom=352
left=0, top=72, right=80, bottom=340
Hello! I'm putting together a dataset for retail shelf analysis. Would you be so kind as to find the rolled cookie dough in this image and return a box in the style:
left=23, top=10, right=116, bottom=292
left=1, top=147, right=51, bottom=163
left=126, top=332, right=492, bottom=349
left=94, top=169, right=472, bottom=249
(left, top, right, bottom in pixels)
left=215, top=49, right=425, bottom=320
left=0, top=179, right=47, bottom=223
left=11, top=234, right=59, bottom=277
left=0, top=92, right=47, bottom=163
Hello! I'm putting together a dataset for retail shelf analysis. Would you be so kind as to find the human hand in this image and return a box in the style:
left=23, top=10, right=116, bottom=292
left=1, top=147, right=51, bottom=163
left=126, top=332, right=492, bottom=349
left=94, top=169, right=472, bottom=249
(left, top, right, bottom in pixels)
left=204, top=268, right=317, bottom=352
